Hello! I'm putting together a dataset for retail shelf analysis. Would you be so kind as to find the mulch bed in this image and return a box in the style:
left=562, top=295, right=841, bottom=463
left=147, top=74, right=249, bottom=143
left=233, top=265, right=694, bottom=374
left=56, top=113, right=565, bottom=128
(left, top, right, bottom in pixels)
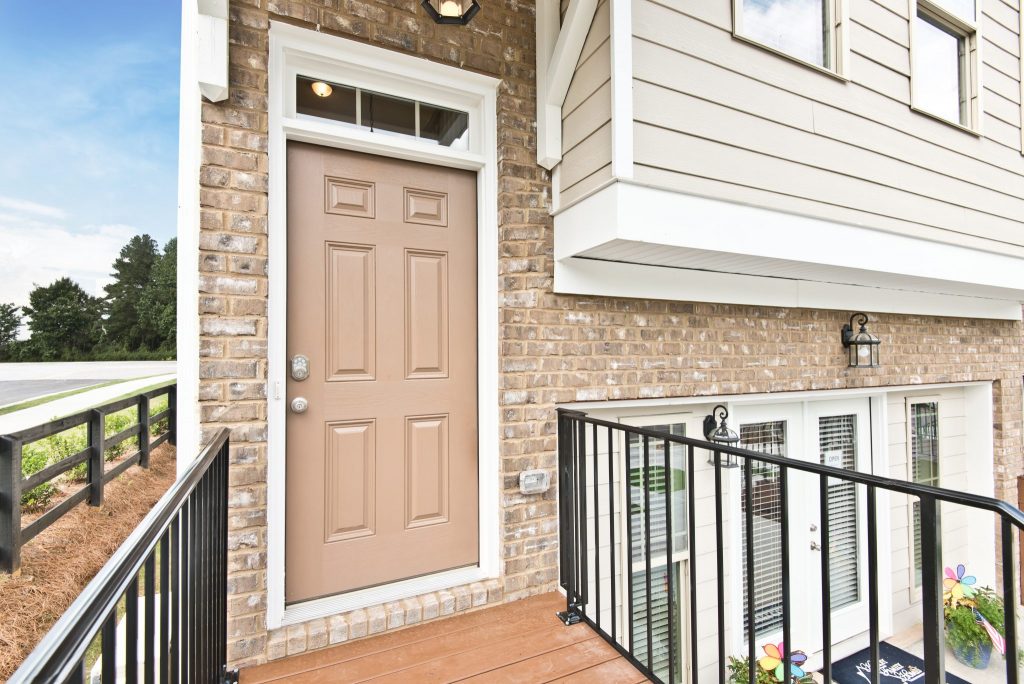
left=0, top=444, right=176, bottom=681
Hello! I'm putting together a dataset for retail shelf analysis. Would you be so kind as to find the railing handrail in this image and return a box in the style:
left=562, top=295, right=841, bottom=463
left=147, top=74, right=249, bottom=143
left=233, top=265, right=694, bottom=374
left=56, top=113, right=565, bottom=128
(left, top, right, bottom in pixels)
left=558, top=408, right=1024, bottom=530
left=10, top=427, right=230, bottom=683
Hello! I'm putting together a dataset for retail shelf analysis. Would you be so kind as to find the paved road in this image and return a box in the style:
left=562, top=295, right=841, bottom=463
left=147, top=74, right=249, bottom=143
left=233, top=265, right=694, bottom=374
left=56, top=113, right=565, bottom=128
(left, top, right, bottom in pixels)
left=0, top=378, right=107, bottom=406
left=0, top=361, right=177, bottom=407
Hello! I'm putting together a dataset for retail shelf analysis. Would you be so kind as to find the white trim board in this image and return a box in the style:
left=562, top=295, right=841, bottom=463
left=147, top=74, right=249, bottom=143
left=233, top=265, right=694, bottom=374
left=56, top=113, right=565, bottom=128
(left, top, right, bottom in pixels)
left=176, top=0, right=202, bottom=472
left=267, top=21, right=501, bottom=629
left=554, top=181, right=1024, bottom=320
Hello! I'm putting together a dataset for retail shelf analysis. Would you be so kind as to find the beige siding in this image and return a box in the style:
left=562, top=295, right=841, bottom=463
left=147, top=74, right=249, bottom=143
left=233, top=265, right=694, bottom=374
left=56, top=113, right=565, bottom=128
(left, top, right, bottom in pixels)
left=631, top=0, right=1024, bottom=254
left=560, top=0, right=613, bottom=205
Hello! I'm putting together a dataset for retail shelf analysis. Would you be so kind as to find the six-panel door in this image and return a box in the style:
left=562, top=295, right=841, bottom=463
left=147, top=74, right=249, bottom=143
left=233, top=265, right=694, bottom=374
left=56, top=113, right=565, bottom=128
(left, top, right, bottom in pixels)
left=285, top=142, right=479, bottom=603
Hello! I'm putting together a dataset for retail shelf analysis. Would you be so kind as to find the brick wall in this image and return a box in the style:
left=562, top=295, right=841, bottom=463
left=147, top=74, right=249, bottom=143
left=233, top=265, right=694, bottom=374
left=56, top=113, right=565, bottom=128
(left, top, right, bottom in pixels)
left=196, top=0, right=1024, bottom=669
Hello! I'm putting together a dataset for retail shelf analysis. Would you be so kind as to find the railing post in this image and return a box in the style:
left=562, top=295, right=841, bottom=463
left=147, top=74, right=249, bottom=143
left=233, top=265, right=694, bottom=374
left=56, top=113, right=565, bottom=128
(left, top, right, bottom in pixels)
left=139, top=393, right=151, bottom=469
left=88, top=409, right=106, bottom=507
left=919, top=495, right=945, bottom=684
left=168, top=385, right=178, bottom=446
left=0, top=436, right=23, bottom=573
left=556, top=408, right=584, bottom=625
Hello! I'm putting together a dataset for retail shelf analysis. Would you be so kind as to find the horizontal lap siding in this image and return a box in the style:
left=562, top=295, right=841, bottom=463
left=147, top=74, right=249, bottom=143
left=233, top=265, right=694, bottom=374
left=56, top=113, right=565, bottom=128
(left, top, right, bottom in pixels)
left=630, top=0, right=1024, bottom=254
left=561, top=0, right=613, bottom=204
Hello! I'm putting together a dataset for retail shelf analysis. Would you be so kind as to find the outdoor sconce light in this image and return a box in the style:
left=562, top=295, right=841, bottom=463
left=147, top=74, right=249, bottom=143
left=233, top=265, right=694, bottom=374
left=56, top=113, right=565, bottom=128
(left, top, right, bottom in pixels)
left=842, top=312, right=881, bottom=369
left=421, top=0, right=480, bottom=24
left=704, top=404, right=740, bottom=468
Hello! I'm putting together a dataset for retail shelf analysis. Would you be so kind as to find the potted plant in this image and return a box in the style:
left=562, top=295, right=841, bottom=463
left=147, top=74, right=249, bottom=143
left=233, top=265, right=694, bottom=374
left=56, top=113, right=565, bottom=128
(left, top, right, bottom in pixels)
left=943, top=564, right=1006, bottom=669
left=727, top=643, right=815, bottom=684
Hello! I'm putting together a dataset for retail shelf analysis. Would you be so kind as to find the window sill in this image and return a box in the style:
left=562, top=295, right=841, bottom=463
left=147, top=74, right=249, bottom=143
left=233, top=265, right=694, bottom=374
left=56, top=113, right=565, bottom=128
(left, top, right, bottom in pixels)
left=908, top=104, right=981, bottom=137
left=731, top=32, right=849, bottom=83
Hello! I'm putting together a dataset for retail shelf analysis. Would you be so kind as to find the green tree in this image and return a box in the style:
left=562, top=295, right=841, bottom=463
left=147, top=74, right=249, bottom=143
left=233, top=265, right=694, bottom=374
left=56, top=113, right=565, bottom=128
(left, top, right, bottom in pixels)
left=136, top=238, right=177, bottom=351
left=22, top=278, right=103, bottom=360
left=0, top=303, right=21, bottom=360
left=104, top=234, right=159, bottom=350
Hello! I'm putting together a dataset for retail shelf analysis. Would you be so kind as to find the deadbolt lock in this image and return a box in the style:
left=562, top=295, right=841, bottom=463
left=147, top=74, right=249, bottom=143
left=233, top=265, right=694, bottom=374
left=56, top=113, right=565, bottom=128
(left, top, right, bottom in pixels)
left=291, top=354, right=310, bottom=381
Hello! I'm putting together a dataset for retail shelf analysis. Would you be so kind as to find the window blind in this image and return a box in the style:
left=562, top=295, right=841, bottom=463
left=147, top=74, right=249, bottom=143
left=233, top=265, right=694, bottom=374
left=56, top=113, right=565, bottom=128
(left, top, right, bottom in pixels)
left=739, top=421, right=787, bottom=639
left=819, top=414, right=860, bottom=609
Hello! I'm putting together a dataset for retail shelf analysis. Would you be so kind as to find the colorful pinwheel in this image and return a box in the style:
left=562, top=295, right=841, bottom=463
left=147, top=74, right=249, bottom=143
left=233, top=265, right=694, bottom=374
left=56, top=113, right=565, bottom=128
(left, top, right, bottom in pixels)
left=943, top=564, right=977, bottom=606
left=757, top=642, right=809, bottom=682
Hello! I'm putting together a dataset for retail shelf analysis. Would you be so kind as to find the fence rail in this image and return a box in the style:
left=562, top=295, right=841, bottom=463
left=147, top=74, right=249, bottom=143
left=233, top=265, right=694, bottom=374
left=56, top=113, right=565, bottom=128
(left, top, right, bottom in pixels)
left=558, top=408, right=1023, bottom=684
left=0, top=383, right=177, bottom=573
left=10, top=427, right=229, bottom=684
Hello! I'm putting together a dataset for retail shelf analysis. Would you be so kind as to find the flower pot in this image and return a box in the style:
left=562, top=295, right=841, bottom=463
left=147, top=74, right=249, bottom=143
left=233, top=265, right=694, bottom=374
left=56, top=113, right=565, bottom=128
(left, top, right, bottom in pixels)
left=948, top=636, right=993, bottom=669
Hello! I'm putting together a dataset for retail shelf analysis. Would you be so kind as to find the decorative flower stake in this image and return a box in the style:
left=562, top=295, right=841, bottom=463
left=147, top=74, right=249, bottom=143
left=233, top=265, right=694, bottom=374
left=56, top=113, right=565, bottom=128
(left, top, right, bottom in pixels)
left=757, top=642, right=809, bottom=682
left=943, top=564, right=978, bottom=607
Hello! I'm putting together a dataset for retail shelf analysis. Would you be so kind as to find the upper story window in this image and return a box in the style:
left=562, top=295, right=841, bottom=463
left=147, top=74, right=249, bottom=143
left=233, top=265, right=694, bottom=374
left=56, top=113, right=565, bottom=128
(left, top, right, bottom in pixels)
left=295, top=76, right=470, bottom=150
left=733, top=0, right=843, bottom=73
left=910, top=1, right=978, bottom=130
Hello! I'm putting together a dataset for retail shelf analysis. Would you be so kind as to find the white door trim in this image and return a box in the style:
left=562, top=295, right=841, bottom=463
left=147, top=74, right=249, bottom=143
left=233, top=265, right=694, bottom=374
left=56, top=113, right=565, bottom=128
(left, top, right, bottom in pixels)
left=267, top=22, right=501, bottom=629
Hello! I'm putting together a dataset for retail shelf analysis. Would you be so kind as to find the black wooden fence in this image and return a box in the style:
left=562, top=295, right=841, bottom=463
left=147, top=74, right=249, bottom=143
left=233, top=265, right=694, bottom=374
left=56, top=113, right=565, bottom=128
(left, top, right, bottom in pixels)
left=0, top=383, right=177, bottom=573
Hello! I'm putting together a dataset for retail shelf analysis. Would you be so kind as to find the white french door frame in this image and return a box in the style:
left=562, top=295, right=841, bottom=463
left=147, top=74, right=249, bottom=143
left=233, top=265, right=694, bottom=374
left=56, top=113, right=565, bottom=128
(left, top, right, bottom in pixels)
left=265, top=22, right=500, bottom=629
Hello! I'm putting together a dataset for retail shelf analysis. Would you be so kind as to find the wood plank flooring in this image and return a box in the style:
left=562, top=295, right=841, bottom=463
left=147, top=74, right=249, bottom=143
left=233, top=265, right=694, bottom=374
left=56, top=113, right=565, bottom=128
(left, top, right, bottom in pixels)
left=240, top=593, right=646, bottom=683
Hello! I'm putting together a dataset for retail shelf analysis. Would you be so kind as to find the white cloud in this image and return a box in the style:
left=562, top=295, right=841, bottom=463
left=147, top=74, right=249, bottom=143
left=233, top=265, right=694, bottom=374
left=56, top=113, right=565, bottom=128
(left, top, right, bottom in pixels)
left=0, top=218, right=136, bottom=310
left=742, top=0, right=825, bottom=67
left=0, top=195, right=68, bottom=220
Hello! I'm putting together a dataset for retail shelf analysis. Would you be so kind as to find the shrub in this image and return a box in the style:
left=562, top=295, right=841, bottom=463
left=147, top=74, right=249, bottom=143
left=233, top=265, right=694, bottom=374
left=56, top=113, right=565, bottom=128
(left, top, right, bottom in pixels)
left=20, top=449, right=58, bottom=510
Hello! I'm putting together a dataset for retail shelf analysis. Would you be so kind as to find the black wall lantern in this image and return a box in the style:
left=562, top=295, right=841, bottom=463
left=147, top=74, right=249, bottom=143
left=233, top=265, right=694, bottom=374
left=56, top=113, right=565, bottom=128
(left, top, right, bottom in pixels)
left=842, top=312, right=881, bottom=368
left=704, top=404, right=740, bottom=467
left=421, top=0, right=480, bottom=24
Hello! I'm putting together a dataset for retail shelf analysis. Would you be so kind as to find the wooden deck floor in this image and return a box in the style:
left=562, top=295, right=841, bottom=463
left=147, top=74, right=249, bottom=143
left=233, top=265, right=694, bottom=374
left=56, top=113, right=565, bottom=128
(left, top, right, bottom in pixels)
left=240, top=592, right=646, bottom=683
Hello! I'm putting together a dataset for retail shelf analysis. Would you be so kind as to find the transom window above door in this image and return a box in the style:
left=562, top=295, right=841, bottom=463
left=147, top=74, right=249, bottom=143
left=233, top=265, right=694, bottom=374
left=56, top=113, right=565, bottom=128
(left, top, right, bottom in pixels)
left=296, top=75, right=470, bottom=150
left=733, top=0, right=843, bottom=74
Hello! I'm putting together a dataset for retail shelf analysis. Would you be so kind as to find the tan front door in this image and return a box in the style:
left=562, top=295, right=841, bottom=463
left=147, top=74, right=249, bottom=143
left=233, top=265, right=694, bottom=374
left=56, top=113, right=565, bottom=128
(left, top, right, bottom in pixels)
left=285, top=142, right=479, bottom=603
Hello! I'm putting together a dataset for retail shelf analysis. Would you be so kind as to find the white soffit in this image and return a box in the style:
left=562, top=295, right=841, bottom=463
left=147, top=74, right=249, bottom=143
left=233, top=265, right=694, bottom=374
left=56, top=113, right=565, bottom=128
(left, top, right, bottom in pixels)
left=553, top=182, right=1024, bottom=319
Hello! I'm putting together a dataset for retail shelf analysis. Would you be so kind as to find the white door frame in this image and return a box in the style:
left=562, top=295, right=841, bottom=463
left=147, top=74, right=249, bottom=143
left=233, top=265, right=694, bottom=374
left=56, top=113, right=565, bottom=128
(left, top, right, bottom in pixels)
left=266, top=22, right=500, bottom=628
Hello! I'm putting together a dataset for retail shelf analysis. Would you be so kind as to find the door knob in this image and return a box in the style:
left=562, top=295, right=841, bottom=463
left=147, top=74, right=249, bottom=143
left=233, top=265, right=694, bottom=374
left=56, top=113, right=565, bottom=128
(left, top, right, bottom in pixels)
left=810, top=541, right=821, bottom=552
left=291, top=397, right=309, bottom=414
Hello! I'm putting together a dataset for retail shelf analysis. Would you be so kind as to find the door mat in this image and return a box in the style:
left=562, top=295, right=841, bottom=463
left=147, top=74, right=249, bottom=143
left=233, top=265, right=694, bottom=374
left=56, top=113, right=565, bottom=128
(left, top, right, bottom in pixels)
left=829, top=641, right=970, bottom=684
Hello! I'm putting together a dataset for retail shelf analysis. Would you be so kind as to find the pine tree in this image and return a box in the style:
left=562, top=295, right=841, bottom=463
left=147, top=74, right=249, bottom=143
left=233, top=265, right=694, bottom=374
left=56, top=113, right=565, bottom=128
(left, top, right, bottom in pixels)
left=136, top=238, right=177, bottom=351
left=0, top=303, right=21, bottom=360
left=104, top=234, right=159, bottom=350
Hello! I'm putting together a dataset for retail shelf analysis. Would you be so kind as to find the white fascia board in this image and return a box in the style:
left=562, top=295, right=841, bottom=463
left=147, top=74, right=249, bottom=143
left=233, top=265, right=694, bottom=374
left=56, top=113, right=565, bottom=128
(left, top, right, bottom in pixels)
left=554, top=181, right=1024, bottom=312
left=536, top=0, right=599, bottom=169
left=197, top=0, right=229, bottom=102
left=555, top=257, right=1023, bottom=319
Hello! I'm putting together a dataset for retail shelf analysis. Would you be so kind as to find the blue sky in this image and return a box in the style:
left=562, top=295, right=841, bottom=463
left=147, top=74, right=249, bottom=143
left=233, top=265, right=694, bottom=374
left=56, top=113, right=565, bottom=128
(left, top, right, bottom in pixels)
left=0, top=2, right=180, bottom=309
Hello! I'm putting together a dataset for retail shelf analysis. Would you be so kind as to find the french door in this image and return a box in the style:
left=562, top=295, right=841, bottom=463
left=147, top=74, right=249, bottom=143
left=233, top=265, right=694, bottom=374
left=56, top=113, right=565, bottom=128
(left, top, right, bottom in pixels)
left=732, top=399, right=872, bottom=670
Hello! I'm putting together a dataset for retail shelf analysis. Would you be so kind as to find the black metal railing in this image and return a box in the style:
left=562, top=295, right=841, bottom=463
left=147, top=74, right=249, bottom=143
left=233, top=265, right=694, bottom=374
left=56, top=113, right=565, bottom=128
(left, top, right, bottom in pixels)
left=0, top=383, right=177, bottom=573
left=557, top=408, right=1024, bottom=684
left=10, top=427, right=230, bottom=684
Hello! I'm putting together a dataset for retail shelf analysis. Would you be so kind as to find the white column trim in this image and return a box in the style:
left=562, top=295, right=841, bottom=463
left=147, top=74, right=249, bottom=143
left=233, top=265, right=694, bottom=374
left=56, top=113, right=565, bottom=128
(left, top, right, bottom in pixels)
left=609, top=0, right=633, bottom=178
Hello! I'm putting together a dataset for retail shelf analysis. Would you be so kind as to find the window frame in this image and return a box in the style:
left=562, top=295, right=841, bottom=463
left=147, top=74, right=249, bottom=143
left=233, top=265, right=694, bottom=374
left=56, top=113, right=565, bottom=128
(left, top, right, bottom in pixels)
left=731, top=0, right=849, bottom=80
left=909, top=0, right=980, bottom=133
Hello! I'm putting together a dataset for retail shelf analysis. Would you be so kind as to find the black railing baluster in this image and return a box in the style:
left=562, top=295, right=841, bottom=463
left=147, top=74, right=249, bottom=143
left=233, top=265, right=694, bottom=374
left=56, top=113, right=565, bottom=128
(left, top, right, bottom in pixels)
left=867, top=485, right=880, bottom=684
left=607, top=425, right=617, bottom=644
left=626, top=430, right=637, bottom=660
left=170, top=513, right=180, bottom=684
left=744, top=456, right=755, bottom=684
left=183, top=496, right=193, bottom=683
left=593, top=422, right=601, bottom=630
left=145, top=552, right=156, bottom=684
left=919, top=494, right=944, bottom=684
left=160, top=530, right=170, bottom=684
left=780, top=464, right=791, bottom=684
left=664, top=438, right=676, bottom=684
left=688, top=444, right=698, bottom=683
left=102, top=609, right=116, bottom=684
left=643, top=434, right=653, bottom=672
left=714, top=450, right=726, bottom=684
left=127, top=578, right=139, bottom=684
left=1003, top=517, right=1018, bottom=684
left=579, top=419, right=588, bottom=615
left=819, top=474, right=832, bottom=683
